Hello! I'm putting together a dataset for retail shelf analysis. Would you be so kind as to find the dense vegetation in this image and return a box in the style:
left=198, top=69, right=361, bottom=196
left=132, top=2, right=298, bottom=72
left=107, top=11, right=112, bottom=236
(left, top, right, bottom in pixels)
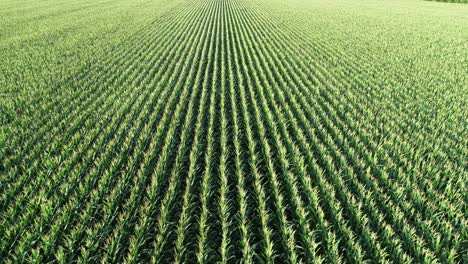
left=1, top=0, right=467, bottom=263
left=428, top=0, right=468, bottom=3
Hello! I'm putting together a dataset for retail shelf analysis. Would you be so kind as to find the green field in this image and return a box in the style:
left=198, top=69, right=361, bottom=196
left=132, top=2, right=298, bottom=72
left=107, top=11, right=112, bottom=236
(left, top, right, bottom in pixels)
left=1, top=0, right=467, bottom=263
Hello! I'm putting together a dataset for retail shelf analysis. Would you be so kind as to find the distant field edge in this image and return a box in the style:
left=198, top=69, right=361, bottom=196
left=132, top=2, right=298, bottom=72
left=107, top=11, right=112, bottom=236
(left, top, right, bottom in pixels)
left=426, top=0, right=468, bottom=3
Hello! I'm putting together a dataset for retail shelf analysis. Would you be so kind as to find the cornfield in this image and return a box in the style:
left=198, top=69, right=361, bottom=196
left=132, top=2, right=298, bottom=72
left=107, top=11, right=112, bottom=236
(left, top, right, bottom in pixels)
left=0, top=0, right=467, bottom=263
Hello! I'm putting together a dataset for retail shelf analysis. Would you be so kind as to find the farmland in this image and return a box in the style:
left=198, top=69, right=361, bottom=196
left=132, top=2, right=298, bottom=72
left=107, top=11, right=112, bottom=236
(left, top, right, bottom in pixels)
left=1, top=0, right=467, bottom=263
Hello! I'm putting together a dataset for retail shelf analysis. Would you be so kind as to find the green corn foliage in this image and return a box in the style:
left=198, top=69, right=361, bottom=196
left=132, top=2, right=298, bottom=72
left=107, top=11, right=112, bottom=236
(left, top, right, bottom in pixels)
left=1, top=0, right=466, bottom=263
